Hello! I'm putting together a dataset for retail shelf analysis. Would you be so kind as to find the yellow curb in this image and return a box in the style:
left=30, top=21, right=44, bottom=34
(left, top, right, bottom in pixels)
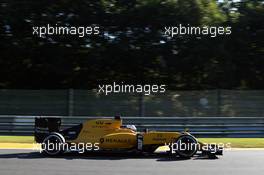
left=227, top=148, right=264, bottom=151
left=156, top=145, right=170, bottom=152
left=0, top=143, right=40, bottom=150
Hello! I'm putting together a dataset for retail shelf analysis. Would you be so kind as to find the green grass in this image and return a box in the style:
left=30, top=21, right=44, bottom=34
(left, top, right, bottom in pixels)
left=0, top=136, right=264, bottom=148
left=199, top=138, right=264, bottom=148
left=0, top=136, right=34, bottom=143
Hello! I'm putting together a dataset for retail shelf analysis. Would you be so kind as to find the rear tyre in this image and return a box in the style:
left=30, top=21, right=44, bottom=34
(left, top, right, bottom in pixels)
left=41, top=132, right=66, bottom=156
left=173, top=135, right=198, bottom=158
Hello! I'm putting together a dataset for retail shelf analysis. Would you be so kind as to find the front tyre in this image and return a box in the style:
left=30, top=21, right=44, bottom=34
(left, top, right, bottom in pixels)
left=173, top=135, right=198, bottom=158
left=41, top=132, right=66, bottom=156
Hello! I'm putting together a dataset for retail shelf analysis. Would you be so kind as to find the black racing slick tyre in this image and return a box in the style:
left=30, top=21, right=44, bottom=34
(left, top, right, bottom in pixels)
left=41, top=132, right=66, bottom=156
left=173, top=135, right=198, bottom=158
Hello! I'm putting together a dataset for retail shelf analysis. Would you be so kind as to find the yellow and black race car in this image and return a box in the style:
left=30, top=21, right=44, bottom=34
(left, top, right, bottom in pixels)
left=35, top=116, right=223, bottom=158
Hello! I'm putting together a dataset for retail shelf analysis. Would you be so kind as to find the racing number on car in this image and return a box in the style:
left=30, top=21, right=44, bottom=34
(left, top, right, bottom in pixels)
left=157, top=134, right=163, bottom=137
left=96, top=121, right=104, bottom=125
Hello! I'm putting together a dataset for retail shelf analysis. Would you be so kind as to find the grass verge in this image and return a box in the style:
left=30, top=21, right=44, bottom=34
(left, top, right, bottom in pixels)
left=199, top=138, right=264, bottom=148
left=0, top=136, right=34, bottom=143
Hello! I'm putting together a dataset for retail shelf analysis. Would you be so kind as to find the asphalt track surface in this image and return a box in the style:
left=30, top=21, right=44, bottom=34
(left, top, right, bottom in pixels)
left=0, top=149, right=263, bottom=175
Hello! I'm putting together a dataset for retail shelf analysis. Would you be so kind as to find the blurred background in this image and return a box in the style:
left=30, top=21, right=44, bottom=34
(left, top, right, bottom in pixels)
left=0, top=0, right=263, bottom=89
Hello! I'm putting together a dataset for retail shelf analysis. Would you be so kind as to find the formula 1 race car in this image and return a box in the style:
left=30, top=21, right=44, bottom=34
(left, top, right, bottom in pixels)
left=34, top=116, right=223, bottom=158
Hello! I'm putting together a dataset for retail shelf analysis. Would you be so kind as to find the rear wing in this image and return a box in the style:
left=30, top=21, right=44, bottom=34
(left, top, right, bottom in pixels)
left=34, top=117, right=61, bottom=143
